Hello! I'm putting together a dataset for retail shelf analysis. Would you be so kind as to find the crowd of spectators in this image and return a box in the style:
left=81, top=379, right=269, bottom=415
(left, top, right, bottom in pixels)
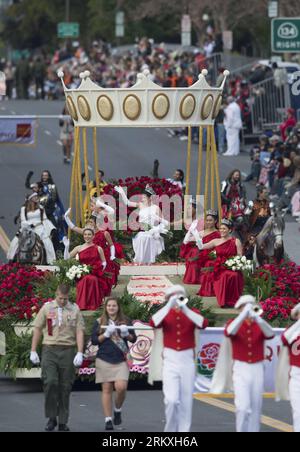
left=245, top=124, right=300, bottom=224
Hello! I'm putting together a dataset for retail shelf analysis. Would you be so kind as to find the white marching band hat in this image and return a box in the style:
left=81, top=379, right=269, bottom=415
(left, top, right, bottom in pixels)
left=291, top=303, right=300, bottom=320
left=235, top=295, right=256, bottom=310
left=165, top=285, right=187, bottom=300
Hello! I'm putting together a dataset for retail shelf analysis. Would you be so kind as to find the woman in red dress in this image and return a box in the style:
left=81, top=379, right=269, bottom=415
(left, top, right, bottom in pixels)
left=65, top=203, right=124, bottom=289
left=180, top=207, right=220, bottom=285
left=199, top=219, right=244, bottom=308
left=197, top=210, right=221, bottom=296
left=69, top=227, right=110, bottom=311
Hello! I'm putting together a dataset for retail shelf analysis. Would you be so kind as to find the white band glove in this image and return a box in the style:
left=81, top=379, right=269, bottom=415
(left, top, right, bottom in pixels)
left=181, top=304, right=205, bottom=328
left=227, top=304, right=253, bottom=336
left=114, top=186, right=130, bottom=206
left=104, top=325, right=116, bottom=338
left=110, top=245, right=116, bottom=261
left=30, top=351, right=40, bottom=366
left=73, top=352, right=84, bottom=368
left=64, top=208, right=75, bottom=230
left=254, top=316, right=274, bottom=339
left=120, top=325, right=129, bottom=339
left=152, top=295, right=178, bottom=327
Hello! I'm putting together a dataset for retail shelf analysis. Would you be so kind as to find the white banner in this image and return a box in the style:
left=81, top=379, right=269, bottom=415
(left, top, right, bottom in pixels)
left=0, top=117, right=37, bottom=145
left=195, top=328, right=284, bottom=393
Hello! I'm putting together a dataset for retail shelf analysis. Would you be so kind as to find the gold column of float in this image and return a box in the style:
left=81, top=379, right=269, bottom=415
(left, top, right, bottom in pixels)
left=210, top=127, right=215, bottom=209
left=184, top=126, right=192, bottom=218
left=196, top=126, right=203, bottom=197
left=82, top=128, right=90, bottom=213
left=210, top=126, right=222, bottom=225
left=204, top=126, right=211, bottom=215
left=93, top=127, right=101, bottom=198
left=76, top=137, right=84, bottom=226
left=68, top=127, right=80, bottom=238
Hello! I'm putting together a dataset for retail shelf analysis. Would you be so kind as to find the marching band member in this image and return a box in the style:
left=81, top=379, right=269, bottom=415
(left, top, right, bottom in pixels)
left=148, top=285, right=208, bottom=432
left=211, top=295, right=274, bottom=432
left=276, top=304, right=300, bottom=432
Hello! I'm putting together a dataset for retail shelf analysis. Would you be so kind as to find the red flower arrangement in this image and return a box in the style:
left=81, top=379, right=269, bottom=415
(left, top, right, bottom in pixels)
left=0, top=263, right=50, bottom=322
left=261, top=297, right=298, bottom=325
left=255, top=262, right=300, bottom=326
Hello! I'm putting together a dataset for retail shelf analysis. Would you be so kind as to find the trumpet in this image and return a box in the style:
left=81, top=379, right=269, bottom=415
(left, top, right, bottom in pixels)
left=176, top=296, right=189, bottom=308
left=249, top=304, right=264, bottom=318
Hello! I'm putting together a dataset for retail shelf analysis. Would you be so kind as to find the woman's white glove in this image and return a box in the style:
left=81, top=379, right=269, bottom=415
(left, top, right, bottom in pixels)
left=114, top=186, right=129, bottom=206
left=102, top=261, right=107, bottom=271
left=110, top=245, right=116, bottom=261
left=120, top=325, right=129, bottom=339
left=95, top=199, right=115, bottom=216
left=73, top=352, right=84, bottom=368
left=196, top=237, right=204, bottom=250
left=104, top=325, right=116, bottom=338
left=30, top=351, right=40, bottom=366
left=63, top=236, right=70, bottom=260
left=183, top=230, right=193, bottom=245
left=64, top=208, right=75, bottom=230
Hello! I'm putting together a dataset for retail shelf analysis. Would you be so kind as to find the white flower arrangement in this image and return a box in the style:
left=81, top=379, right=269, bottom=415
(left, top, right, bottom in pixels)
left=66, top=264, right=90, bottom=281
left=225, top=256, right=253, bottom=273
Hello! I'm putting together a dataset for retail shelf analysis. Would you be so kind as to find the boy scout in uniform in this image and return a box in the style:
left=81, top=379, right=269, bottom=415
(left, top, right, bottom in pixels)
left=30, top=284, right=85, bottom=432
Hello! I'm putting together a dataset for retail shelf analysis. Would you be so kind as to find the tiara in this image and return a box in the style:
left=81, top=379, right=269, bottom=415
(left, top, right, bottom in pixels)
left=206, top=209, right=218, bottom=218
left=144, top=186, right=156, bottom=196
left=221, top=218, right=233, bottom=228
left=57, top=69, right=230, bottom=129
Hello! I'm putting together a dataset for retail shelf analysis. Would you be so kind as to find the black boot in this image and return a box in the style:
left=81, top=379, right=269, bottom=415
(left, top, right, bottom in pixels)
left=45, top=418, right=57, bottom=432
left=58, top=424, right=70, bottom=432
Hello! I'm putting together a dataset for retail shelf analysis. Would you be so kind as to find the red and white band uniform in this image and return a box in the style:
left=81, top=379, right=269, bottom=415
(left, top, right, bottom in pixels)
left=150, top=286, right=208, bottom=432
left=282, top=319, right=300, bottom=432
left=225, top=299, right=274, bottom=432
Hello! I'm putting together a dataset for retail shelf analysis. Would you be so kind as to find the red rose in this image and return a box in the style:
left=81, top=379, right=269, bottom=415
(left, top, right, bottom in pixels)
left=198, top=343, right=220, bottom=372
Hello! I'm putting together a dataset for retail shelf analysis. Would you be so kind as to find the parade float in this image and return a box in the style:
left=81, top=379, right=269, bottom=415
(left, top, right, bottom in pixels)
left=1, top=68, right=299, bottom=388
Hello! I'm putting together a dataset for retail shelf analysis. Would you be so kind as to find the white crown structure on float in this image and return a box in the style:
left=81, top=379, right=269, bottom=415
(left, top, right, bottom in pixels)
left=58, top=68, right=230, bottom=128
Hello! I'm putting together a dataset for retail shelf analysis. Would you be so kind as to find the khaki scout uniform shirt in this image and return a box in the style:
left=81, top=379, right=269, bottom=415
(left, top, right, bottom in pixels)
left=34, top=300, right=85, bottom=346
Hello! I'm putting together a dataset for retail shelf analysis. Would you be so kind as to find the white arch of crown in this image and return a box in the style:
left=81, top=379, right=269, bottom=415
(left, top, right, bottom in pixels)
left=58, top=69, right=230, bottom=128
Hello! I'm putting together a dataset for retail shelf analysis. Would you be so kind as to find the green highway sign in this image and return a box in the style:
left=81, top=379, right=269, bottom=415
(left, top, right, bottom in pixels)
left=57, top=22, right=80, bottom=39
left=272, top=18, right=300, bottom=53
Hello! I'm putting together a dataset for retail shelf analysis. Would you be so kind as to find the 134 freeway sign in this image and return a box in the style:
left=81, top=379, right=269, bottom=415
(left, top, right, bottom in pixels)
left=57, top=22, right=80, bottom=39
left=272, top=18, right=300, bottom=52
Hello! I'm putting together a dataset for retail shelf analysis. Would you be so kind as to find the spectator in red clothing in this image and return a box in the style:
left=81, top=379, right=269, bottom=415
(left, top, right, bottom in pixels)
left=280, top=108, right=297, bottom=142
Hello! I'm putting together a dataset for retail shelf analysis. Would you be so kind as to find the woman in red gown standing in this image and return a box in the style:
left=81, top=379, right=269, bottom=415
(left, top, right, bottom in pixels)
left=198, top=219, right=244, bottom=308
left=180, top=207, right=220, bottom=285
left=197, top=210, right=221, bottom=297
left=69, top=227, right=109, bottom=311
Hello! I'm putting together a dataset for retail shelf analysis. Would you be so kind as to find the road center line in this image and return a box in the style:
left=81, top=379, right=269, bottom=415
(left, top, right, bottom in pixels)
left=194, top=394, right=293, bottom=433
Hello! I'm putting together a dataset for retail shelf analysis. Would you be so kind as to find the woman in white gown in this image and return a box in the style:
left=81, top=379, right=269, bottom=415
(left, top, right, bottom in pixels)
left=7, top=193, right=56, bottom=264
left=114, top=186, right=168, bottom=264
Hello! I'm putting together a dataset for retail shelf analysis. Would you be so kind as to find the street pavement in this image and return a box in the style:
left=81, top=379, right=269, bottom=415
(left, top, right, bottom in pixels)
left=0, top=377, right=293, bottom=433
left=0, top=100, right=299, bottom=263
